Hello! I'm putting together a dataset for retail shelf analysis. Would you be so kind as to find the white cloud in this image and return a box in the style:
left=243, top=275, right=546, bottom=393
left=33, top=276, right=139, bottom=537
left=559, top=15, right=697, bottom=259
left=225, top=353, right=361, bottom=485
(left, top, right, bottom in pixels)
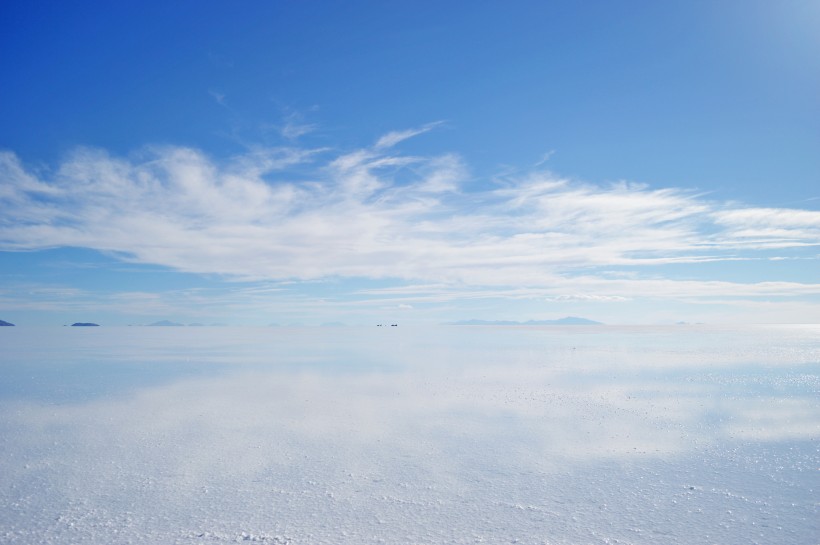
left=208, top=89, right=226, bottom=105
left=712, top=206, right=820, bottom=249
left=545, top=294, right=630, bottom=302
left=715, top=207, right=820, bottom=229
left=1, top=126, right=819, bottom=312
left=278, top=108, right=319, bottom=141
left=280, top=120, right=316, bottom=141
left=373, top=121, right=443, bottom=150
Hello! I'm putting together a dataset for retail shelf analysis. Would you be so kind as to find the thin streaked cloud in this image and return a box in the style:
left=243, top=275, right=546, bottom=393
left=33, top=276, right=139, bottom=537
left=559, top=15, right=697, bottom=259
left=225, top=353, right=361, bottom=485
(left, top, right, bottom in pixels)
left=1, top=126, right=819, bottom=323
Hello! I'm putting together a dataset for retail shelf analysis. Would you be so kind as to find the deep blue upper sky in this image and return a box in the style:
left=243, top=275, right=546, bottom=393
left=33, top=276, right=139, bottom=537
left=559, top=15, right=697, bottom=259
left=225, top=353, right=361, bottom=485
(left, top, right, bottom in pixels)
left=4, top=1, right=818, bottom=201
left=1, top=1, right=819, bottom=325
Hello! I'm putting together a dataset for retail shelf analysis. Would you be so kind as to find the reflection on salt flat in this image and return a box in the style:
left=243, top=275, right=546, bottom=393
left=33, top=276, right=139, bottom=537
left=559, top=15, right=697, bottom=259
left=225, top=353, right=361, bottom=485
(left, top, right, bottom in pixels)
left=0, top=325, right=818, bottom=544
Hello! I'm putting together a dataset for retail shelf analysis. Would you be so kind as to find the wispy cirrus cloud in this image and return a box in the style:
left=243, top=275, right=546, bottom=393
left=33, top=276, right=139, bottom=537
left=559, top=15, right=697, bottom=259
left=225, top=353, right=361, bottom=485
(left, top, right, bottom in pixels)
left=712, top=207, right=820, bottom=248
left=373, top=121, right=443, bottom=150
left=1, top=126, right=819, bottom=314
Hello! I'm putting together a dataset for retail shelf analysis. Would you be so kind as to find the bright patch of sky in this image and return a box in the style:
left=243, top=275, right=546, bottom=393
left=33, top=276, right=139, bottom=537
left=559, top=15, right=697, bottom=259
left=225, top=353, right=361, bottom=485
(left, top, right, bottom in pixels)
left=1, top=0, right=818, bottom=325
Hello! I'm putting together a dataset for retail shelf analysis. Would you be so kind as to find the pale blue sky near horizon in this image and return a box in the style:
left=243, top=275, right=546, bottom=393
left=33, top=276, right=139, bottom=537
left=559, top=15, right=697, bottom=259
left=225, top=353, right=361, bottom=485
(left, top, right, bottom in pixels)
left=1, top=0, right=819, bottom=326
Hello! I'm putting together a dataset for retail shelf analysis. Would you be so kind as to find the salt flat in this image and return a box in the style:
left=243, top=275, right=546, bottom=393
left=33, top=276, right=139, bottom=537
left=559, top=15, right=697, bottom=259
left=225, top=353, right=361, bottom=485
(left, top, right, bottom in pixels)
left=1, top=325, right=817, bottom=544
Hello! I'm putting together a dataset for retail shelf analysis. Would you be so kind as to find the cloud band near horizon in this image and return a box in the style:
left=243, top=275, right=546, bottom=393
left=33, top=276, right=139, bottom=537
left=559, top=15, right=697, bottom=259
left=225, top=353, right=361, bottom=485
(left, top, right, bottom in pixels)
left=1, top=129, right=819, bottom=302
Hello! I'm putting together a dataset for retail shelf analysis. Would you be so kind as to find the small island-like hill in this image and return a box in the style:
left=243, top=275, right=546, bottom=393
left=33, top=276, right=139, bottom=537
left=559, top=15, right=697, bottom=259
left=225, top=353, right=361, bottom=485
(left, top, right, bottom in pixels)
left=0, top=319, right=15, bottom=326
left=71, top=322, right=100, bottom=327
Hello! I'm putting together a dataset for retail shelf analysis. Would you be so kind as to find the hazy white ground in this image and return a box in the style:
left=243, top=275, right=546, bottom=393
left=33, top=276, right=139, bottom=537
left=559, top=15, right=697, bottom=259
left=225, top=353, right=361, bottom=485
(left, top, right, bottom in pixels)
left=1, top=325, right=817, bottom=544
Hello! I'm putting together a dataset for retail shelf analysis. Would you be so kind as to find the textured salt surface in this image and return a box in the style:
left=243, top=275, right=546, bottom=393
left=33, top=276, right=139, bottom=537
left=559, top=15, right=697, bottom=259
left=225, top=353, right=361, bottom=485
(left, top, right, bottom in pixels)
left=0, top=325, right=817, bottom=544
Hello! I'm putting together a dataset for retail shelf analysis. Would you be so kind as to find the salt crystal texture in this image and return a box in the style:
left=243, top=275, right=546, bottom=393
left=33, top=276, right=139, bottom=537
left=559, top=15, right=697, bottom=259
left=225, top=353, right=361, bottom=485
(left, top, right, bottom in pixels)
left=0, top=325, right=817, bottom=544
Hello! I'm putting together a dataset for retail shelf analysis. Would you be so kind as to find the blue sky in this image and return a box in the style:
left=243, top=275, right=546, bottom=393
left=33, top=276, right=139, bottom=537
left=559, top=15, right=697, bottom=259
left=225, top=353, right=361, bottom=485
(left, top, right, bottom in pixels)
left=1, top=0, right=819, bottom=326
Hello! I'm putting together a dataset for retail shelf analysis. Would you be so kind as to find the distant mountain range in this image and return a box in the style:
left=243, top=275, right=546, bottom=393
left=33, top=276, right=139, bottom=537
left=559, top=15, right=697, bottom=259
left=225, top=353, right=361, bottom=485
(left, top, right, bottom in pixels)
left=71, top=322, right=99, bottom=327
left=0, top=319, right=14, bottom=326
left=449, top=316, right=603, bottom=326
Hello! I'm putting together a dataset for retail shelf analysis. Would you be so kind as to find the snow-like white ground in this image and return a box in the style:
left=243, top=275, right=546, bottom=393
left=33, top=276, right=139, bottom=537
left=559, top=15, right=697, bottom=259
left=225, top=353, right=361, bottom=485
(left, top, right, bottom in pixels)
left=1, top=325, right=818, bottom=544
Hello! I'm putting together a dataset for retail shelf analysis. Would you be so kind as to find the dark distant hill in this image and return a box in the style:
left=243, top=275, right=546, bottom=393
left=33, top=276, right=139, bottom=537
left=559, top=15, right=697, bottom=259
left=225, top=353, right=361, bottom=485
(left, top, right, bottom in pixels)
left=148, top=320, right=184, bottom=326
left=71, top=322, right=99, bottom=327
left=449, top=316, right=603, bottom=326
left=0, top=319, right=15, bottom=326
